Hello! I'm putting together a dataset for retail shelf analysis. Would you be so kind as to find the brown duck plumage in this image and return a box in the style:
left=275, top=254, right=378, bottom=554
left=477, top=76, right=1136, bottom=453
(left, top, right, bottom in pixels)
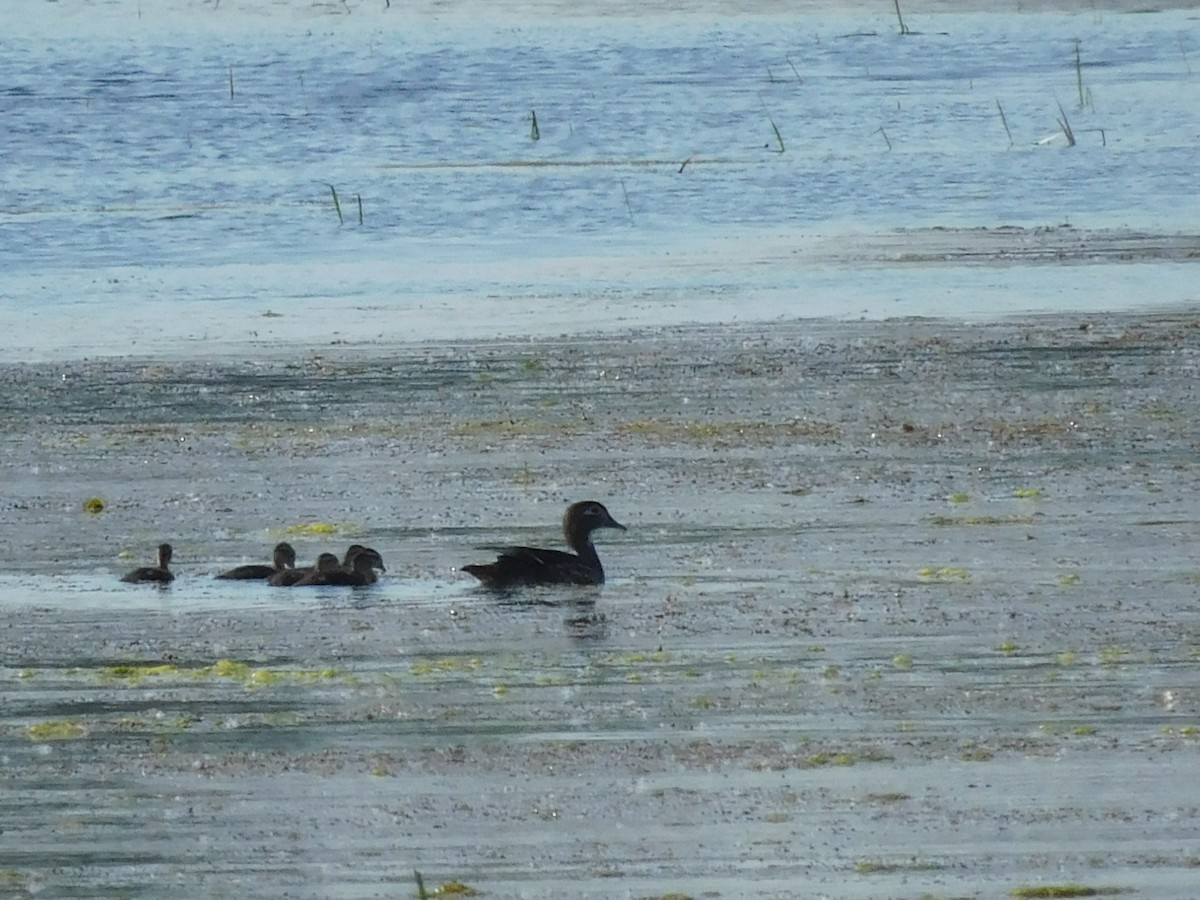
left=463, top=500, right=626, bottom=589
left=215, top=542, right=297, bottom=580
left=121, top=542, right=175, bottom=584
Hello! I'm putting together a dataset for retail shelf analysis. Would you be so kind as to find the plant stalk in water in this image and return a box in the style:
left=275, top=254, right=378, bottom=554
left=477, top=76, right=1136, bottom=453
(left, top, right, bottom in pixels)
left=1055, top=101, right=1076, bottom=147
left=328, top=184, right=344, bottom=225
left=768, top=117, right=785, bottom=153
left=1074, top=39, right=1085, bottom=107
left=996, top=99, right=1014, bottom=148
left=620, top=179, right=634, bottom=224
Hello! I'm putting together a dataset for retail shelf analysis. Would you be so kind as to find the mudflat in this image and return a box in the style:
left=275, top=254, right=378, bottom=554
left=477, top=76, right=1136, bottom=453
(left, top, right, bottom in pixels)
left=2, top=310, right=1199, bottom=897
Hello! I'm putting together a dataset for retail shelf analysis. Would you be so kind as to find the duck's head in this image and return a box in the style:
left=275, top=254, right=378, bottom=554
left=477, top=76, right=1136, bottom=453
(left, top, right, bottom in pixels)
left=273, top=542, right=297, bottom=569
left=564, top=500, right=626, bottom=549
left=346, top=546, right=386, bottom=573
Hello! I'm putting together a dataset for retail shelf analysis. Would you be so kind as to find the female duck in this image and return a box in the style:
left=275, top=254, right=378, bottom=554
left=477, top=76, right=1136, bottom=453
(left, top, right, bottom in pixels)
left=121, top=542, right=175, bottom=584
left=463, top=500, right=626, bottom=589
left=215, top=542, right=297, bottom=580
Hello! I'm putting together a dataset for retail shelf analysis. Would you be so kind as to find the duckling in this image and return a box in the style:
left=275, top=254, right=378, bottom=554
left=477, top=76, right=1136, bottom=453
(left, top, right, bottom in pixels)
left=215, top=542, right=296, bottom=580
left=121, top=542, right=175, bottom=584
left=293, top=546, right=385, bottom=587
left=269, top=551, right=337, bottom=587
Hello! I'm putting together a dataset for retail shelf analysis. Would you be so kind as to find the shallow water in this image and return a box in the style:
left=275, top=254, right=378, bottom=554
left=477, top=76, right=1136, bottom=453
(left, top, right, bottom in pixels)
left=3, top=1, right=1200, bottom=895
left=3, top=314, right=1200, bottom=896
left=2, top=3, right=1199, bottom=356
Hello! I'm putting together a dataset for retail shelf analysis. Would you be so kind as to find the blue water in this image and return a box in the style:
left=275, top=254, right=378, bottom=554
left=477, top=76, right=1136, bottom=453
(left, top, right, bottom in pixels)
left=1, top=5, right=1198, bottom=355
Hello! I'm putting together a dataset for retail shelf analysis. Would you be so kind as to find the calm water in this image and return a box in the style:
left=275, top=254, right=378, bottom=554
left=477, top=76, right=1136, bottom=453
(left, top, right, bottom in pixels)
left=1, top=4, right=1198, bottom=356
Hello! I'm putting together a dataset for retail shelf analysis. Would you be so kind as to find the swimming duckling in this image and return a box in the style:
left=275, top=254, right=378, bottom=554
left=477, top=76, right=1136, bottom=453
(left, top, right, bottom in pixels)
left=294, top=546, right=386, bottom=587
left=215, top=542, right=297, bottom=580
left=463, top=500, right=626, bottom=589
left=287, top=553, right=342, bottom=587
left=121, top=542, right=175, bottom=584
left=270, top=552, right=338, bottom=587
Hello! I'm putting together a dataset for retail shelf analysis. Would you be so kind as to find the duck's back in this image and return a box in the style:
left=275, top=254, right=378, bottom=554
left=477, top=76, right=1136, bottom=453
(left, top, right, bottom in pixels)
left=215, top=563, right=275, bottom=580
left=464, top=546, right=603, bottom=589
left=121, top=567, right=173, bottom=584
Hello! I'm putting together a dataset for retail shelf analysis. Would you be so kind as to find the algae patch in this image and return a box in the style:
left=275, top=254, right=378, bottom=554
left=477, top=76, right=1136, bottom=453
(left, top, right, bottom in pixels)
left=274, top=521, right=364, bottom=537
left=26, top=720, right=86, bottom=741
left=99, top=660, right=342, bottom=689
left=918, top=566, right=972, bottom=583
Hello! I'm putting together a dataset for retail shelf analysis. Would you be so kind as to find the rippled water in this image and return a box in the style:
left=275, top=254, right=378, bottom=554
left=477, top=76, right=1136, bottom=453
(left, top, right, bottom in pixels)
left=2, top=3, right=1198, bottom=355
left=3, top=4, right=1200, bottom=897
left=3, top=314, right=1200, bottom=896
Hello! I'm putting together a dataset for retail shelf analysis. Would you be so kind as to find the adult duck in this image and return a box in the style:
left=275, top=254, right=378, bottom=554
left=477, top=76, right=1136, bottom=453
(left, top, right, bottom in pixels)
left=463, top=500, right=626, bottom=589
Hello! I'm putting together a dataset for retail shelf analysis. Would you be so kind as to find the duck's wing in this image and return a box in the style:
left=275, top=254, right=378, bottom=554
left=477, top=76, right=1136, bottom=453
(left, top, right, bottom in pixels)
left=268, top=568, right=310, bottom=587
left=464, top=546, right=600, bottom=588
left=121, top=567, right=173, bottom=584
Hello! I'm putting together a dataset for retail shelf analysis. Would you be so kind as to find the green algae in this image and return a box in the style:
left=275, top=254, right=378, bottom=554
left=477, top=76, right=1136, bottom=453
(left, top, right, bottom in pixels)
left=929, top=514, right=1034, bottom=526
left=410, top=657, right=483, bottom=677
left=274, top=521, right=364, bottom=537
left=434, top=881, right=481, bottom=896
left=918, top=566, right=972, bottom=583
left=862, top=792, right=911, bottom=804
left=26, top=720, right=86, bottom=741
left=856, top=857, right=944, bottom=874
left=99, top=660, right=343, bottom=689
left=960, top=743, right=994, bottom=762
left=1010, top=886, right=1128, bottom=898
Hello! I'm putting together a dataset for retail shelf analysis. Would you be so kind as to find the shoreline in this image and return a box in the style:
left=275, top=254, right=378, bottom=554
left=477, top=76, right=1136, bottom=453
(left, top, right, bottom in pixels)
left=6, top=224, right=1198, bottom=362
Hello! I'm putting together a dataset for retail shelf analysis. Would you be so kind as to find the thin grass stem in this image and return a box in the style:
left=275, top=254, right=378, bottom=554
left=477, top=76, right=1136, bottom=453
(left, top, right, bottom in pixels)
left=327, top=184, right=344, bottom=225
left=768, top=117, right=785, bottom=153
left=996, top=99, right=1014, bottom=148
left=1074, top=40, right=1085, bottom=108
left=1055, top=100, right=1076, bottom=146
